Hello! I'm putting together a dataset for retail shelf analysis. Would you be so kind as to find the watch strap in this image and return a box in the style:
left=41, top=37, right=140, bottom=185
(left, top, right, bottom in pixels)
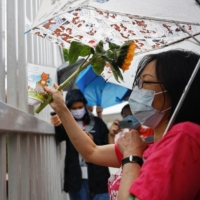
left=122, top=155, right=143, bottom=167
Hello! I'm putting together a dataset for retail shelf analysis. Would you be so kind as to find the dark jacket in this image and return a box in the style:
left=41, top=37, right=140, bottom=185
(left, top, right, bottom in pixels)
left=55, top=114, right=110, bottom=196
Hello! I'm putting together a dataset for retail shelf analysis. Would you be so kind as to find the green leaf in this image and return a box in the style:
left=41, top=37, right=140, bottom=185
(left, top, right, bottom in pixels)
left=104, top=50, right=114, bottom=61
left=108, top=42, right=120, bottom=51
left=116, top=67, right=124, bottom=81
left=69, top=41, right=93, bottom=64
left=79, top=45, right=94, bottom=57
left=110, top=63, right=124, bottom=82
left=92, top=59, right=106, bottom=76
left=95, top=41, right=105, bottom=55
left=63, top=48, right=69, bottom=61
left=110, top=64, right=119, bottom=82
left=121, top=40, right=132, bottom=48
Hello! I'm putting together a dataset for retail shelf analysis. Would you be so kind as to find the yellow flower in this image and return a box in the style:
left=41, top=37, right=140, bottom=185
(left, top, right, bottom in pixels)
left=116, top=41, right=135, bottom=72
left=121, top=41, right=135, bottom=71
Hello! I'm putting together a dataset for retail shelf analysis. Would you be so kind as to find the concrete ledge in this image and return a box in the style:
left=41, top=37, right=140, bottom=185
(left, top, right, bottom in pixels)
left=0, top=101, right=55, bottom=134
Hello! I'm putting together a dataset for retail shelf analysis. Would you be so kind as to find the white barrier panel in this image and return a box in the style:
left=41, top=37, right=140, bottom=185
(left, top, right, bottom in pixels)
left=1, top=0, right=67, bottom=198
left=0, top=132, right=6, bottom=200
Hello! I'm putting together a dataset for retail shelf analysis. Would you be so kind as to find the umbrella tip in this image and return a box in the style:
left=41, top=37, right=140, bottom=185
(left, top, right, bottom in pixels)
left=24, top=29, right=31, bottom=35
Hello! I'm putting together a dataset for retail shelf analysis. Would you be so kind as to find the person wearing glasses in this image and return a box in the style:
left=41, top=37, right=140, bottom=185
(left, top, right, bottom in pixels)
left=45, top=49, right=200, bottom=200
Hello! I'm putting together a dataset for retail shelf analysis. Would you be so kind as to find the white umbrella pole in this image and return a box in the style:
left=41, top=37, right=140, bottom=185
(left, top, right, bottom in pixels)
left=163, top=58, right=200, bottom=136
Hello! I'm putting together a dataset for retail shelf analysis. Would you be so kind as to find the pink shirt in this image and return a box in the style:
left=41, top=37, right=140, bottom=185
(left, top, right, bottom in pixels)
left=108, top=127, right=153, bottom=200
left=109, top=122, right=200, bottom=200
left=130, top=122, right=200, bottom=200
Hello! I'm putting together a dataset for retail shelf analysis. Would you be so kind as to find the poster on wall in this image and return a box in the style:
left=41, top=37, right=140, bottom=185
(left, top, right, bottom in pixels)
left=27, top=63, right=57, bottom=105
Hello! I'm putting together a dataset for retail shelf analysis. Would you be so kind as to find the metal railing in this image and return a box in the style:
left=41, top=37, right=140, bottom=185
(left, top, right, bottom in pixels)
left=0, top=0, right=68, bottom=199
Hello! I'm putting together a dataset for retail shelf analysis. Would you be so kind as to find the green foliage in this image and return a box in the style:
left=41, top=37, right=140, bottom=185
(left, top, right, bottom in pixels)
left=67, top=40, right=132, bottom=82
left=104, top=50, right=115, bottom=61
left=110, top=62, right=123, bottom=82
left=63, top=48, right=69, bottom=61
left=68, top=41, right=94, bottom=65
left=92, top=58, right=106, bottom=75
left=108, top=42, right=120, bottom=51
left=92, top=40, right=132, bottom=82
left=95, top=41, right=105, bottom=56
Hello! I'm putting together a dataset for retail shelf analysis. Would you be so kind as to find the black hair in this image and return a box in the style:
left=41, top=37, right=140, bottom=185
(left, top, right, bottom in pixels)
left=65, top=89, right=90, bottom=125
left=121, top=104, right=130, bottom=117
left=134, top=49, right=200, bottom=125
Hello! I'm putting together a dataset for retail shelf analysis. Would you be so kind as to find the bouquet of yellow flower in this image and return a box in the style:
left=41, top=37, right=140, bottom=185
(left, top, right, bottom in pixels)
left=35, top=40, right=135, bottom=113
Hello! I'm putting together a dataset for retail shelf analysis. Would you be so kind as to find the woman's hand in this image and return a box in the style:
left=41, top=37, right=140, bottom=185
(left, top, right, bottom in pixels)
left=117, top=129, right=147, bottom=157
left=109, top=120, right=122, bottom=137
left=44, top=83, right=66, bottom=113
left=50, top=114, right=62, bottom=127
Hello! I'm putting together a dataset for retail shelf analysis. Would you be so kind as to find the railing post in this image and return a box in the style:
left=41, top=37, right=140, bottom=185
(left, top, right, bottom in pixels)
left=18, top=0, right=28, bottom=113
left=30, top=134, right=36, bottom=200
left=7, top=133, right=21, bottom=200
left=0, top=0, right=6, bottom=198
left=20, top=134, right=30, bottom=200
left=0, top=132, right=7, bottom=200
left=0, top=0, right=6, bottom=103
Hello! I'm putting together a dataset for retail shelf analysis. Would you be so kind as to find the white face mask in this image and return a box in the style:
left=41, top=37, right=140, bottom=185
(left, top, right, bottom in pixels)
left=128, top=86, right=170, bottom=129
left=70, top=108, right=86, bottom=119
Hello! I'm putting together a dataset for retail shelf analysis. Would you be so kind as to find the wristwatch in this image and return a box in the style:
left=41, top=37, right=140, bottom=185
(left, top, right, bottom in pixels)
left=121, top=155, right=143, bottom=167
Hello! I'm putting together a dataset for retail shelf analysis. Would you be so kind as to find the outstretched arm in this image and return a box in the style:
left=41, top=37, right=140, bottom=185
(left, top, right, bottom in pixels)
left=45, top=84, right=120, bottom=168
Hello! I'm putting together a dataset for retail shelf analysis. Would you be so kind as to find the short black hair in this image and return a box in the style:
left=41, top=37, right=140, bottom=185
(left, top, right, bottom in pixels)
left=121, top=104, right=130, bottom=117
left=134, top=49, right=200, bottom=125
left=65, top=89, right=87, bottom=108
left=65, top=89, right=90, bottom=124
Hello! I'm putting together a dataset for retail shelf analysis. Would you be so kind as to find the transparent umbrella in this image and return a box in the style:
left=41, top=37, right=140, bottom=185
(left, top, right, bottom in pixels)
left=29, top=0, right=200, bottom=89
left=29, top=0, right=200, bottom=116
left=30, top=0, right=200, bottom=51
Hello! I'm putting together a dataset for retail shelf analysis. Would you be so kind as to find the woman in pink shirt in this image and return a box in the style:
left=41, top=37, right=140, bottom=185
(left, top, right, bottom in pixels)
left=45, top=49, right=200, bottom=200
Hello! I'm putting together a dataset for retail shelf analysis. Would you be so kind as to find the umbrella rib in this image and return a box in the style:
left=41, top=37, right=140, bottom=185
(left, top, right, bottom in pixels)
left=86, top=5, right=200, bottom=26
left=134, top=31, right=200, bottom=56
left=175, top=23, right=200, bottom=45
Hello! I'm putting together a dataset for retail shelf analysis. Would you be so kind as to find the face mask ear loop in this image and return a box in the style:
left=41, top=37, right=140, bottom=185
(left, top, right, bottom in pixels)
left=161, top=107, right=171, bottom=113
left=155, top=90, right=167, bottom=95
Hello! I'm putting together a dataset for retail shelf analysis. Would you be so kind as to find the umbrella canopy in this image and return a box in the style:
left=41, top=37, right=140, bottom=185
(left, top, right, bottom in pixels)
left=30, top=0, right=200, bottom=52
left=76, top=65, right=131, bottom=108
left=32, top=0, right=200, bottom=29
left=29, top=0, right=200, bottom=106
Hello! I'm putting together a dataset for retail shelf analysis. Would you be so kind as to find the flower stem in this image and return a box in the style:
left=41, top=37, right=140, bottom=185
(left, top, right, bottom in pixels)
left=34, top=60, right=92, bottom=114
